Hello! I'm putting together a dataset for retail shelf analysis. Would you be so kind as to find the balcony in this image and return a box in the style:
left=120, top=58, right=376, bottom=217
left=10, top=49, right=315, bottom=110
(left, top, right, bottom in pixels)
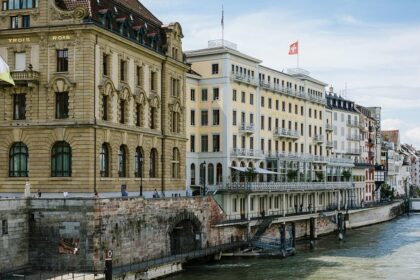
left=346, top=148, right=361, bottom=155
left=210, top=181, right=354, bottom=193
left=325, top=123, right=334, bottom=132
left=231, top=148, right=263, bottom=158
left=274, top=128, right=300, bottom=140
left=326, top=141, right=334, bottom=149
left=327, top=157, right=355, bottom=166
left=347, top=134, right=361, bottom=141
left=354, top=160, right=375, bottom=169
left=347, top=120, right=359, bottom=127
left=257, top=82, right=327, bottom=105
left=239, top=123, right=255, bottom=134
left=231, top=72, right=258, bottom=86
left=313, top=134, right=324, bottom=144
left=0, top=70, right=40, bottom=86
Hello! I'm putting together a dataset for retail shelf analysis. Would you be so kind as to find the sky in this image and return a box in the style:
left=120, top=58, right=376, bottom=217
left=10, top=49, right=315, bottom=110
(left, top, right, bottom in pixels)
left=142, top=0, right=420, bottom=148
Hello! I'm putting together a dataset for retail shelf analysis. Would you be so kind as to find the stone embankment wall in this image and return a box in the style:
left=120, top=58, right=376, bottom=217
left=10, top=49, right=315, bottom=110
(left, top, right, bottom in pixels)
left=260, top=201, right=405, bottom=241
left=0, top=196, right=245, bottom=273
left=0, top=199, right=29, bottom=272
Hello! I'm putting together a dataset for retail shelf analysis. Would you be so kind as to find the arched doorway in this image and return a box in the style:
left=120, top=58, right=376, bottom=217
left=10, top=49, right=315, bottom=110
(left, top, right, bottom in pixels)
left=169, top=213, right=202, bottom=255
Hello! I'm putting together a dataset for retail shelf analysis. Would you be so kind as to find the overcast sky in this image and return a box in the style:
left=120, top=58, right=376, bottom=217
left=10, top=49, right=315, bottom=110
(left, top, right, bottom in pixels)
left=143, top=0, right=420, bottom=148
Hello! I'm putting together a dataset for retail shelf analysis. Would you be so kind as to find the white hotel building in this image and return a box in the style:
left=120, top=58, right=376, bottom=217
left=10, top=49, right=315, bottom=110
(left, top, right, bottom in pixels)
left=184, top=40, right=363, bottom=219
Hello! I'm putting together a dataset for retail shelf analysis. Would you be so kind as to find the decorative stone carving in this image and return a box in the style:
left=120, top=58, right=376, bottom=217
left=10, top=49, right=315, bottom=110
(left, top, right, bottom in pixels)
left=49, top=0, right=88, bottom=22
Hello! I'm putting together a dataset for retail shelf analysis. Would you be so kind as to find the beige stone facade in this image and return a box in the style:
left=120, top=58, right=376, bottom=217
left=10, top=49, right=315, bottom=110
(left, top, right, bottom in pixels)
left=0, top=0, right=188, bottom=196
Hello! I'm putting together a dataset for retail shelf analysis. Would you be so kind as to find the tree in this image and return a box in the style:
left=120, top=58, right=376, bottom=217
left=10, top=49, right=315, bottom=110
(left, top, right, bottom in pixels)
left=315, top=171, right=324, bottom=182
left=244, top=167, right=257, bottom=182
left=380, top=183, right=395, bottom=201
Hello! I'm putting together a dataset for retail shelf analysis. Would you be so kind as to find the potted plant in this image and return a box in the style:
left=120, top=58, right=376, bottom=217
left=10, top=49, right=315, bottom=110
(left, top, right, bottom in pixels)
left=315, top=171, right=324, bottom=182
left=287, top=170, right=298, bottom=182
left=342, top=170, right=352, bottom=181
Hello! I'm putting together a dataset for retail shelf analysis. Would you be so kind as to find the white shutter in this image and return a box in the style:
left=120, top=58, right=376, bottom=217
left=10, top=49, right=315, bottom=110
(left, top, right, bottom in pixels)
left=15, top=53, right=26, bottom=71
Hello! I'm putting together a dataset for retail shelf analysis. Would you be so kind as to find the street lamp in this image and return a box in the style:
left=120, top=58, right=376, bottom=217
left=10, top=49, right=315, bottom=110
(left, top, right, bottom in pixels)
left=139, top=157, right=144, bottom=197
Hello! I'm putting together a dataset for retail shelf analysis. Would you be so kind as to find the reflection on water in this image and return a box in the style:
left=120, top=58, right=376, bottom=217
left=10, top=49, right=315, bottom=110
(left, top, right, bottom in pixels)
left=167, top=215, right=420, bottom=280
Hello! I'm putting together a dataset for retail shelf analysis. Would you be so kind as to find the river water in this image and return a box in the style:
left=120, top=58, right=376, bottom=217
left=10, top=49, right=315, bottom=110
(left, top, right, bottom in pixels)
left=168, top=214, right=420, bottom=280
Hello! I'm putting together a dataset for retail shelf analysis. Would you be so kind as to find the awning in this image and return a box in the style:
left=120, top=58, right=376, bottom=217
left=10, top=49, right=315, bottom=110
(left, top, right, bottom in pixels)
left=255, top=167, right=279, bottom=175
left=230, top=166, right=279, bottom=174
left=230, top=166, right=248, bottom=172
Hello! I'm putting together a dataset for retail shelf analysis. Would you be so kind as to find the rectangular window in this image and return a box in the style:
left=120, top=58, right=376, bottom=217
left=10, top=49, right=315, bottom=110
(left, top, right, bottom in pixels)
left=190, top=89, right=195, bottom=101
left=13, top=94, right=26, bottom=120
left=201, top=89, right=208, bottom=101
left=190, top=135, right=195, bottom=152
left=212, top=63, right=219, bottom=74
left=250, top=93, right=254, bottom=105
left=261, top=116, right=264, bottom=130
left=288, top=103, right=292, bottom=113
left=190, top=110, right=195, bottom=125
left=261, top=96, right=265, bottom=107
left=232, top=89, right=237, bottom=101
left=282, top=101, right=285, bottom=112
left=120, top=60, right=126, bottom=81
left=241, top=91, right=245, bottom=103
left=241, top=136, right=245, bottom=149
left=14, top=52, right=25, bottom=70
left=213, top=135, right=220, bottom=152
left=250, top=137, right=254, bottom=149
left=232, top=110, right=237, bottom=125
left=261, top=139, right=265, bottom=151
left=151, top=71, right=157, bottom=91
left=201, top=135, right=208, bottom=152
left=213, top=88, right=219, bottom=100
left=268, top=98, right=272, bottom=109
left=102, top=95, right=108, bottom=121
left=201, top=110, right=208, bottom=126
left=276, top=100, right=279, bottom=110
left=268, top=117, right=272, bottom=131
left=22, top=15, right=30, bottom=27
left=213, top=109, right=220, bottom=125
left=56, top=49, right=68, bottom=72
left=233, top=135, right=237, bottom=149
left=55, top=92, right=69, bottom=119
left=2, top=1, right=8, bottom=10
left=1, top=220, right=8, bottom=235
left=103, top=54, right=109, bottom=76
left=10, top=16, right=18, bottom=28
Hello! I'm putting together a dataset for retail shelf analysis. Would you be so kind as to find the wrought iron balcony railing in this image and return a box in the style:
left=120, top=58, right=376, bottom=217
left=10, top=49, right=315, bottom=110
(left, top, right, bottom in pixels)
left=274, top=128, right=300, bottom=139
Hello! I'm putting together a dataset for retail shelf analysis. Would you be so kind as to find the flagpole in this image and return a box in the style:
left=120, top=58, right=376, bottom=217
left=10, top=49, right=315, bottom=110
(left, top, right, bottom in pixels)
left=221, top=5, right=224, bottom=46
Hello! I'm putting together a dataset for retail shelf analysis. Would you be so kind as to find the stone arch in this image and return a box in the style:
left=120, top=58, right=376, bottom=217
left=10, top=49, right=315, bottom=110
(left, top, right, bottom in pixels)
left=169, top=101, right=183, bottom=133
left=168, top=211, right=202, bottom=255
left=99, top=79, right=116, bottom=122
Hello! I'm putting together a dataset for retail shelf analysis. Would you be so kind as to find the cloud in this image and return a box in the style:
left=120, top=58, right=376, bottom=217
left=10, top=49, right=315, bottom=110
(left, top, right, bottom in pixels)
left=142, top=1, right=420, bottom=148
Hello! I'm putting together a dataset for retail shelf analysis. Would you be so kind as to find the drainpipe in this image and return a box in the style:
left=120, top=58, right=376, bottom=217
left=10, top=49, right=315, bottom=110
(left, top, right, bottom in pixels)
left=93, top=35, right=98, bottom=194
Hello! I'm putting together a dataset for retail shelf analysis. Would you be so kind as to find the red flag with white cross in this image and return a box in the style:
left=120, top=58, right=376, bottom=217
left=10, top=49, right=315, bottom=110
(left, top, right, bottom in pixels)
left=288, top=41, right=299, bottom=55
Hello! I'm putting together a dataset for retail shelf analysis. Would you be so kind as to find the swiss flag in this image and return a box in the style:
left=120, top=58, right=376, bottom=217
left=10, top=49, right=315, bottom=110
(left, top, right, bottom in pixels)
left=288, top=41, right=299, bottom=55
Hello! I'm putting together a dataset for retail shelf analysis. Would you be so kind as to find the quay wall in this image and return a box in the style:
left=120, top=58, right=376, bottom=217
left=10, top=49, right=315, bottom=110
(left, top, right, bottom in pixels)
left=0, top=198, right=405, bottom=275
left=0, top=199, right=29, bottom=272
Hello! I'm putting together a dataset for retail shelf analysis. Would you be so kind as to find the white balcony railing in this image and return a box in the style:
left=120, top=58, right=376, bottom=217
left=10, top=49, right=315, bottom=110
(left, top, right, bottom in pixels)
left=231, top=148, right=263, bottom=158
left=313, top=134, right=324, bottom=143
left=231, top=72, right=258, bottom=86
left=325, top=123, right=333, bottom=131
left=239, top=123, right=255, bottom=134
left=209, top=181, right=354, bottom=193
left=274, top=128, right=300, bottom=139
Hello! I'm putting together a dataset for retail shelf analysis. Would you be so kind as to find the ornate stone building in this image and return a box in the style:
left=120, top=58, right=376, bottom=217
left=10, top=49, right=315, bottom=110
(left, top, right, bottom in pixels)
left=0, top=0, right=188, bottom=197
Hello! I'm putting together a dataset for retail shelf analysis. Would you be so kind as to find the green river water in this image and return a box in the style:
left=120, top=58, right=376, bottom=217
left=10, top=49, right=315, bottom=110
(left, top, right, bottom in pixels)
left=168, top=214, right=420, bottom=280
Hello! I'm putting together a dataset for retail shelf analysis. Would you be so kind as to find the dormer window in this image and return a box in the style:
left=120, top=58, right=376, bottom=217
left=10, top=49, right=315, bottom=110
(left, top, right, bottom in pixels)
left=6, top=0, right=37, bottom=10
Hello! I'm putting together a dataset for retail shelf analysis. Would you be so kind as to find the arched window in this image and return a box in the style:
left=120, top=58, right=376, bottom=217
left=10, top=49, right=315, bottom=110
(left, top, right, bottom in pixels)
left=9, top=142, right=28, bottom=177
left=136, top=103, right=143, bottom=127
left=172, top=111, right=181, bottom=133
left=135, top=147, right=144, bottom=178
left=149, top=148, right=158, bottom=178
left=208, top=163, right=214, bottom=185
left=216, top=163, right=223, bottom=184
left=190, top=163, right=196, bottom=185
left=200, top=163, right=206, bottom=185
left=100, top=143, right=110, bottom=177
left=119, top=100, right=126, bottom=124
left=51, top=141, right=71, bottom=177
left=118, top=145, right=128, bottom=177
left=240, top=161, right=246, bottom=182
left=172, top=148, right=180, bottom=178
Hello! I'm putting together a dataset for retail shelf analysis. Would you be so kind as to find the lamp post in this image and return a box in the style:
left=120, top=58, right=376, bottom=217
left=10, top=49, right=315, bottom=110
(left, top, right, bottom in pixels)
left=139, top=157, right=144, bottom=197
